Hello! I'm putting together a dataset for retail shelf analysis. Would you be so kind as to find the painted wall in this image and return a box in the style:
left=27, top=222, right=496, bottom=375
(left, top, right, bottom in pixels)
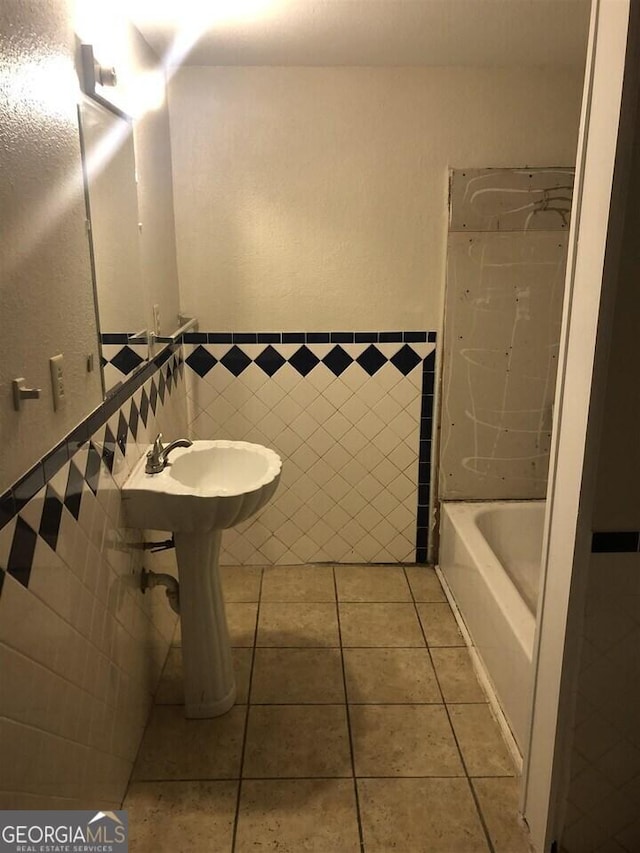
left=169, top=66, right=583, bottom=332
left=0, top=0, right=103, bottom=490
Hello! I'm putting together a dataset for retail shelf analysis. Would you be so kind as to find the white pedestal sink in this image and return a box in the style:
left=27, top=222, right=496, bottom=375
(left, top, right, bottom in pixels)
left=121, top=440, right=281, bottom=717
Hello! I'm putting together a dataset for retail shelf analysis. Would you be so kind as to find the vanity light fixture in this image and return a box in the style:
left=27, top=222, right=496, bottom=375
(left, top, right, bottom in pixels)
left=78, top=43, right=125, bottom=117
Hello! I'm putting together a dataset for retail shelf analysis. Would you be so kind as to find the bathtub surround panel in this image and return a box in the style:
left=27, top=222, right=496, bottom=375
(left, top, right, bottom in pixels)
left=183, top=334, right=435, bottom=564
left=0, top=347, right=186, bottom=806
left=440, top=168, right=573, bottom=501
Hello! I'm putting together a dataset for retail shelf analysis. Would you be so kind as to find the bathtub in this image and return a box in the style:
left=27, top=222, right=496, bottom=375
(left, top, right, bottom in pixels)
left=438, top=500, right=545, bottom=754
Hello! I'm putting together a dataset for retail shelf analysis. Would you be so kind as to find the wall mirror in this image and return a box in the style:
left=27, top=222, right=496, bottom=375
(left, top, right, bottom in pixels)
left=78, top=96, right=150, bottom=396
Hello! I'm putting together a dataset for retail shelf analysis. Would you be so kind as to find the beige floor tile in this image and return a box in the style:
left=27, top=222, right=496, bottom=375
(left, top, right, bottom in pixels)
left=155, top=647, right=252, bottom=704
left=261, top=565, right=335, bottom=602
left=350, top=704, right=464, bottom=777
left=339, top=603, right=424, bottom=647
left=243, top=705, right=351, bottom=778
left=125, top=780, right=237, bottom=852
left=343, top=648, right=441, bottom=703
left=405, top=566, right=447, bottom=602
left=235, top=779, right=360, bottom=852
left=472, top=777, right=531, bottom=853
left=132, top=705, right=246, bottom=780
left=335, top=565, right=412, bottom=602
left=358, top=778, right=490, bottom=853
left=417, top=603, right=464, bottom=646
left=173, top=605, right=258, bottom=648
left=226, top=603, right=258, bottom=647
left=251, top=648, right=344, bottom=703
left=220, top=565, right=263, bottom=602
left=448, top=705, right=516, bottom=776
left=431, top=647, right=487, bottom=703
left=257, top=602, right=339, bottom=647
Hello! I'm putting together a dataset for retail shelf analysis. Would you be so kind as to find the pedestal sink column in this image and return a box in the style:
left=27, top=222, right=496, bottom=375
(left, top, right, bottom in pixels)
left=173, top=530, right=236, bottom=718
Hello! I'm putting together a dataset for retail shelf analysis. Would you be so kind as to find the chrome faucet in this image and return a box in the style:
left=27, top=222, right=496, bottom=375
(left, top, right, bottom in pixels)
left=145, top=433, right=193, bottom=474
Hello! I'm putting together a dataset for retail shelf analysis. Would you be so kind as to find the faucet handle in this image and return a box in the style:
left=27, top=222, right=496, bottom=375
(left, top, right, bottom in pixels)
left=145, top=433, right=165, bottom=473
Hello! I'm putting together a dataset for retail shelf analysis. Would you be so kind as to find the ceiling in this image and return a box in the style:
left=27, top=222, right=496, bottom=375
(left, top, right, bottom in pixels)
left=129, top=0, right=591, bottom=69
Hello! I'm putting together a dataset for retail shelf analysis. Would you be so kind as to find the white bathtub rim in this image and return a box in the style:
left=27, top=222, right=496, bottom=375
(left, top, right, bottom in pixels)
left=435, top=564, right=524, bottom=774
left=442, top=501, right=537, bottom=658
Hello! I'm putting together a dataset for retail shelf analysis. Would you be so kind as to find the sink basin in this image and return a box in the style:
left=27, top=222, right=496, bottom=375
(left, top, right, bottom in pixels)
left=121, top=439, right=281, bottom=719
left=122, top=439, right=281, bottom=533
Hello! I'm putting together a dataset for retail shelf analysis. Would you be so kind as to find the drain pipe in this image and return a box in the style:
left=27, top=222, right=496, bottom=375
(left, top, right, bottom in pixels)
left=141, top=568, right=180, bottom=615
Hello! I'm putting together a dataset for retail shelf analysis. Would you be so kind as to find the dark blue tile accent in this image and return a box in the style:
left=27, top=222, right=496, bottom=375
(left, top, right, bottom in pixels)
left=85, top=443, right=102, bottom=496
left=233, top=333, right=257, bottom=344
left=421, top=395, right=433, bottom=421
left=289, top=346, right=320, bottom=377
left=416, top=504, right=430, bottom=526
left=591, top=531, right=640, bottom=553
left=416, top=548, right=428, bottom=564
left=186, top=345, right=217, bottom=378
left=64, top=462, right=85, bottom=521
left=158, top=370, right=166, bottom=403
left=323, top=346, right=353, bottom=377
left=183, top=332, right=208, bottom=343
left=100, top=355, right=107, bottom=367
left=129, top=401, right=139, bottom=440
left=13, top=464, right=45, bottom=513
left=404, top=332, right=428, bottom=342
left=102, top=425, right=116, bottom=474
left=43, top=441, right=69, bottom=483
left=152, top=345, right=175, bottom=370
left=111, top=346, right=145, bottom=376
left=423, top=350, right=436, bottom=372
left=255, top=346, right=286, bottom=377
left=220, top=346, right=252, bottom=377
left=67, top=422, right=89, bottom=456
left=0, top=491, right=16, bottom=532
left=166, top=365, right=173, bottom=394
left=149, top=380, right=158, bottom=414
left=282, top=333, right=306, bottom=343
left=379, top=332, right=403, bottom=343
left=428, top=331, right=437, bottom=343
left=7, top=517, right=38, bottom=588
left=257, top=333, right=281, bottom=343
left=356, top=345, right=387, bottom=377
left=418, top=482, right=430, bottom=506
left=390, top=345, right=421, bottom=376
left=101, top=333, right=131, bottom=345
left=330, top=332, right=354, bottom=343
left=419, top=441, right=431, bottom=464
left=355, top=333, right=378, bottom=343
left=85, top=408, right=105, bottom=439
left=422, top=371, right=435, bottom=395
left=307, top=333, right=330, bottom=343
left=139, top=389, right=149, bottom=427
left=117, top=411, right=129, bottom=456
left=39, top=486, right=63, bottom=552
left=208, top=333, right=233, bottom=343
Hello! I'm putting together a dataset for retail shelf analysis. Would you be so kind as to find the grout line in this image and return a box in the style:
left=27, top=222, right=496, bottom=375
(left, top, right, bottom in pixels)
left=405, top=566, right=497, bottom=853
left=333, top=566, right=366, bottom=853
left=230, top=567, right=264, bottom=853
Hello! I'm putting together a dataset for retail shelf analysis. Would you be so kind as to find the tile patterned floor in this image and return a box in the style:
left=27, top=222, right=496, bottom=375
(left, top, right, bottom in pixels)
left=124, top=565, right=532, bottom=852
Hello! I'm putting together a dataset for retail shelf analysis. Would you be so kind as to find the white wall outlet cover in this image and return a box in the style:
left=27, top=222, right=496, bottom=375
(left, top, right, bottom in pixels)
left=50, top=353, right=65, bottom=411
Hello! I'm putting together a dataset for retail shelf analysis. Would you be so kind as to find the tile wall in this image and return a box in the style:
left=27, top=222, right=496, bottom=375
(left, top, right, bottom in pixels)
left=182, top=332, right=436, bottom=566
left=0, top=347, right=186, bottom=807
left=100, top=335, right=151, bottom=395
